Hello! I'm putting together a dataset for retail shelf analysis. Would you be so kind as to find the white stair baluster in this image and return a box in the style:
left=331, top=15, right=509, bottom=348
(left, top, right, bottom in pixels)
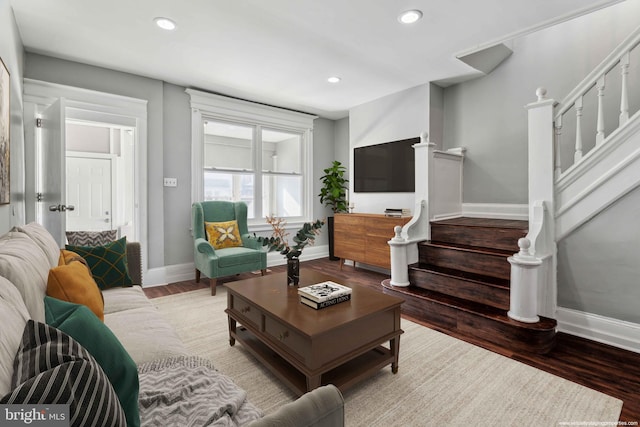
left=574, top=97, right=583, bottom=163
left=554, top=116, right=562, bottom=180
left=619, top=52, right=630, bottom=126
left=596, top=76, right=606, bottom=146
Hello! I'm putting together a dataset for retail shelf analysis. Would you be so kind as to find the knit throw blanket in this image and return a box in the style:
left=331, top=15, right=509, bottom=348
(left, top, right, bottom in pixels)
left=137, top=356, right=263, bottom=426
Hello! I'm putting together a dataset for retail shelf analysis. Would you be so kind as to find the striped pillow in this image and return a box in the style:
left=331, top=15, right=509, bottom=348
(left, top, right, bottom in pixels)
left=66, top=230, right=118, bottom=247
left=0, top=320, right=127, bottom=427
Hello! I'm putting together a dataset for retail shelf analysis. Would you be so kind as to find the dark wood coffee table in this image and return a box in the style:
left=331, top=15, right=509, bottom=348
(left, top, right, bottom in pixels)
left=225, top=269, right=404, bottom=396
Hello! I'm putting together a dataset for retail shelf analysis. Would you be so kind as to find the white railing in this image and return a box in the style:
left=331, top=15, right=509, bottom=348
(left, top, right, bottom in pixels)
left=515, top=25, right=640, bottom=321
left=388, top=132, right=465, bottom=287
left=554, top=26, right=640, bottom=180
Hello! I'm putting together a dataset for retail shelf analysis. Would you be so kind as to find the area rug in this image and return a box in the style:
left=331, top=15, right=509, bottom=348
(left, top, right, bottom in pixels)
left=150, top=287, right=623, bottom=427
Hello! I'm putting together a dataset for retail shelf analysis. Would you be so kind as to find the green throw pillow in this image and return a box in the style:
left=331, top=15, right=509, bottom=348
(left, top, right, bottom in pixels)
left=44, top=296, right=140, bottom=427
left=66, top=237, right=133, bottom=289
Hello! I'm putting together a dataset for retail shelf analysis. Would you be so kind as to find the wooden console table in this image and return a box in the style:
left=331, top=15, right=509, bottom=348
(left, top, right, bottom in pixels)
left=334, top=213, right=412, bottom=270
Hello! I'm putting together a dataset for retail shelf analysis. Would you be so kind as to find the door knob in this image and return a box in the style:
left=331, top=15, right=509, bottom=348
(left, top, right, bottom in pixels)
left=48, top=204, right=75, bottom=212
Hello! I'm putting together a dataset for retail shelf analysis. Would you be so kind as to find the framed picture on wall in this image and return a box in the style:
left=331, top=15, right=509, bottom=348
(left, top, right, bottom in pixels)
left=0, top=57, right=9, bottom=204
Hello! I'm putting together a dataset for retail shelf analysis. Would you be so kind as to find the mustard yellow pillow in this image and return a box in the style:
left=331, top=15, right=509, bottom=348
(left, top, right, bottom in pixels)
left=47, top=260, right=105, bottom=321
left=205, top=220, right=244, bottom=249
left=58, top=249, right=89, bottom=267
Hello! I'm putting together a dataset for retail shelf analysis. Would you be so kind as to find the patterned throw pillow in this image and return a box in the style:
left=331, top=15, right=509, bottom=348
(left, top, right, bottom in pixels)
left=0, top=320, right=127, bottom=427
left=66, top=230, right=118, bottom=247
left=66, top=237, right=133, bottom=290
left=205, top=220, right=244, bottom=249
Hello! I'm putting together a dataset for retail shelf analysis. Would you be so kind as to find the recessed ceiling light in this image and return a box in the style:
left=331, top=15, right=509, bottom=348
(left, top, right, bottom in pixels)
left=327, top=76, right=341, bottom=83
left=398, top=10, right=423, bottom=24
left=154, top=17, right=176, bottom=31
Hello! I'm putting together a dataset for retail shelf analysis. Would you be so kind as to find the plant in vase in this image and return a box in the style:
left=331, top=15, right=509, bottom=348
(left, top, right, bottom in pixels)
left=319, top=160, right=348, bottom=261
left=257, top=216, right=324, bottom=285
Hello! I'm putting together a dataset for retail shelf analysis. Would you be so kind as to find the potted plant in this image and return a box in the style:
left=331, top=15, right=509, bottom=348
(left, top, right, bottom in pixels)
left=257, top=216, right=324, bottom=285
left=319, top=160, right=348, bottom=261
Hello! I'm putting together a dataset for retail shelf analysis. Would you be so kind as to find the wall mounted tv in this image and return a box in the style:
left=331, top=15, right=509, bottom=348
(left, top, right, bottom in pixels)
left=354, top=137, right=418, bottom=193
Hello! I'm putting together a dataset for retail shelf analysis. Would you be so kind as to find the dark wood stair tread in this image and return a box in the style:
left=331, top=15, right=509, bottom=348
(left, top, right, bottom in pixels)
left=422, top=240, right=516, bottom=257
left=432, top=217, right=528, bottom=230
left=382, top=282, right=557, bottom=354
left=387, top=283, right=554, bottom=330
left=410, top=263, right=510, bottom=289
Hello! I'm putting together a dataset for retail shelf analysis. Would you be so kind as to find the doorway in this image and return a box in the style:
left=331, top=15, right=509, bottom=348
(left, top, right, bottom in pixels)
left=64, top=120, right=136, bottom=241
left=24, top=78, right=149, bottom=281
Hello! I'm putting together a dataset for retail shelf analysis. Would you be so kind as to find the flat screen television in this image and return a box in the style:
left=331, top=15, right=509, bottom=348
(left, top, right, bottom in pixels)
left=354, top=137, right=417, bottom=192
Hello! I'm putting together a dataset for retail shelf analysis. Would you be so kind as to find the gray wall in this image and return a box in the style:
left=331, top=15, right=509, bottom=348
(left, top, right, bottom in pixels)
left=0, top=3, right=25, bottom=233
left=162, top=83, right=192, bottom=265
left=23, top=54, right=337, bottom=268
left=442, top=0, right=640, bottom=204
left=312, top=117, right=335, bottom=247
left=349, top=83, right=430, bottom=214
left=333, top=117, right=349, bottom=169
left=558, top=187, right=640, bottom=323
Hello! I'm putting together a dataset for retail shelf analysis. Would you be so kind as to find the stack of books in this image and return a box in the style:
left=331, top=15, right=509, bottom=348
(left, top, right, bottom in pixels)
left=385, top=208, right=411, bottom=217
left=298, top=281, right=352, bottom=309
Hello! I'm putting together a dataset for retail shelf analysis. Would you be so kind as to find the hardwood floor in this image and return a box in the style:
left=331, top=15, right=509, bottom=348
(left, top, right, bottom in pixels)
left=144, top=258, right=640, bottom=423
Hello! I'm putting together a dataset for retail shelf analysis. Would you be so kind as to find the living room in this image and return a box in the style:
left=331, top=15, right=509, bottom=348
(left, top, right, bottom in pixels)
left=1, top=0, right=639, bottom=425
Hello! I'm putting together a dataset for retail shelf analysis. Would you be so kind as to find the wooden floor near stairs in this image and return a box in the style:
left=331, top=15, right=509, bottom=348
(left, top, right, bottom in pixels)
left=144, top=258, right=640, bottom=423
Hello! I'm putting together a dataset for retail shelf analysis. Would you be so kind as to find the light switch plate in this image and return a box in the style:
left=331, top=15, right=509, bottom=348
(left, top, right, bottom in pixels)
left=164, top=177, right=177, bottom=187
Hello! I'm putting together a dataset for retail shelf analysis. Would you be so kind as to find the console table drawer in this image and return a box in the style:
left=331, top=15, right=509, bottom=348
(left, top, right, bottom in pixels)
left=264, top=316, right=307, bottom=361
left=229, top=295, right=263, bottom=330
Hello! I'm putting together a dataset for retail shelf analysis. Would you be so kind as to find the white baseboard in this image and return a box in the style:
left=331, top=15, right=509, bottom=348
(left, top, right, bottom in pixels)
left=265, top=244, right=328, bottom=266
left=557, top=307, right=640, bottom=354
left=143, top=244, right=329, bottom=287
left=144, top=262, right=196, bottom=287
left=462, top=203, right=528, bottom=220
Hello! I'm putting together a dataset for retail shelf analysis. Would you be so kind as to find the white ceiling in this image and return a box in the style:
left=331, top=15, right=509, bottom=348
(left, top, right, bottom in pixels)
left=10, top=0, right=622, bottom=119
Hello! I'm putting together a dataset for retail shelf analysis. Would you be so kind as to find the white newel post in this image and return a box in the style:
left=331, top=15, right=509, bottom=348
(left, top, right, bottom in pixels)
left=387, top=132, right=434, bottom=287
left=510, top=87, right=557, bottom=321
left=507, top=238, right=541, bottom=323
left=389, top=226, right=410, bottom=286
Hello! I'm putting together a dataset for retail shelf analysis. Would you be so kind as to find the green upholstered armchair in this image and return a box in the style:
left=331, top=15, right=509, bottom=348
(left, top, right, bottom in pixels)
left=192, top=201, right=267, bottom=295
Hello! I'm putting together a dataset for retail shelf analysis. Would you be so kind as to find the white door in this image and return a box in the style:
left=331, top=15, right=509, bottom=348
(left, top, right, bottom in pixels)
left=40, top=98, right=69, bottom=246
left=66, top=156, right=112, bottom=232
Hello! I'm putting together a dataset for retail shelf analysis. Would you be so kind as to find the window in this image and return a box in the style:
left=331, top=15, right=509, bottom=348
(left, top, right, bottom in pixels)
left=188, top=90, right=316, bottom=224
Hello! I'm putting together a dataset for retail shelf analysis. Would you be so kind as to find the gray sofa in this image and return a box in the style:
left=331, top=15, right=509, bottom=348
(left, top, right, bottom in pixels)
left=0, top=223, right=344, bottom=426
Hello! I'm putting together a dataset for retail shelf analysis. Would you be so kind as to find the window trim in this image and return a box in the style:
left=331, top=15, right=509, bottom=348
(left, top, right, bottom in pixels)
left=187, top=89, right=317, bottom=226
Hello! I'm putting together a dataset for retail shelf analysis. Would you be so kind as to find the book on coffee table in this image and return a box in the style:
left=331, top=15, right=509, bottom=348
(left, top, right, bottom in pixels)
left=297, top=281, right=352, bottom=302
left=300, top=293, right=352, bottom=309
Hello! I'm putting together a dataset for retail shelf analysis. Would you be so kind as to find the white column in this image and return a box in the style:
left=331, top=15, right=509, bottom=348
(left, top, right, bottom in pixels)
left=526, top=88, right=556, bottom=234
left=507, top=238, right=542, bottom=323
left=523, top=88, right=558, bottom=319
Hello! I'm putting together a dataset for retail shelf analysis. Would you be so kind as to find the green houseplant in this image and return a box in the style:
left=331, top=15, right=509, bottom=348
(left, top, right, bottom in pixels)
left=257, top=216, right=324, bottom=285
left=319, top=160, right=348, bottom=261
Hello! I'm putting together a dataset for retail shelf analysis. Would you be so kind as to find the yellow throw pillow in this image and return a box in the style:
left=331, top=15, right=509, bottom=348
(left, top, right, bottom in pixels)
left=58, top=249, right=89, bottom=267
left=205, top=220, right=244, bottom=249
left=47, top=260, right=105, bottom=321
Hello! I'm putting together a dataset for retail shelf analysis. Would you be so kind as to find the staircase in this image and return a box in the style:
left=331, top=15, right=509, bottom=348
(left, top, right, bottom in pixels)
left=383, top=217, right=557, bottom=354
